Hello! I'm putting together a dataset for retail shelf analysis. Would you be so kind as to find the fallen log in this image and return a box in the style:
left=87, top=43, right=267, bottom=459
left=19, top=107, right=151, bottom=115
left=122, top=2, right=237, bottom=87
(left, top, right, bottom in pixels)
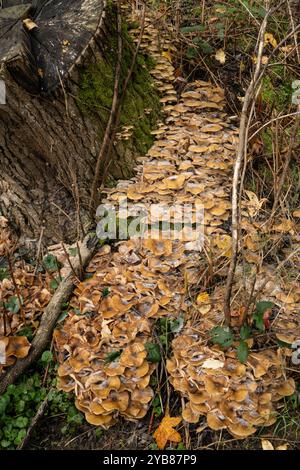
left=0, top=233, right=98, bottom=395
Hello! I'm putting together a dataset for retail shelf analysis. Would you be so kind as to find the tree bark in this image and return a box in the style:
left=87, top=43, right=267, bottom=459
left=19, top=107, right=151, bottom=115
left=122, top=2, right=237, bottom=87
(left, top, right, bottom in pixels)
left=0, top=1, right=156, bottom=244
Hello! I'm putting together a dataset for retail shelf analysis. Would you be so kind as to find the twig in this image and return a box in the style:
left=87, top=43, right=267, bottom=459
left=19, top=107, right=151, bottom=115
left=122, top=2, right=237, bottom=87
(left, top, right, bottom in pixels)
left=61, top=242, right=80, bottom=282
left=89, top=0, right=123, bottom=212
left=76, top=241, right=84, bottom=280
left=98, top=4, right=146, bottom=188
left=7, top=252, right=25, bottom=322
left=223, top=3, right=271, bottom=324
left=33, top=226, right=45, bottom=281
left=270, top=106, right=300, bottom=220
left=17, top=390, right=52, bottom=449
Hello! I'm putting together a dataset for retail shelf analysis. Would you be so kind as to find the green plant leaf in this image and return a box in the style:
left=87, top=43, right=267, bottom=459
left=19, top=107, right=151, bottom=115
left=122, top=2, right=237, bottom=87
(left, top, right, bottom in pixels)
left=181, top=24, right=205, bottom=33
left=43, top=254, right=59, bottom=272
left=256, top=301, right=274, bottom=315
left=104, top=350, right=122, bottom=364
left=68, top=247, right=78, bottom=257
left=57, top=311, right=68, bottom=324
left=50, top=278, right=60, bottom=291
left=15, top=416, right=28, bottom=429
left=102, top=287, right=110, bottom=298
left=253, top=300, right=274, bottom=331
left=5, top=296, right=22, bottom=314
left=0, top=268, right=9, bottom=281
left=16, top=326, right=33, bottom=340
left=240, top=325, right=252, bottom=340
left=170, top=314, right=185, bottom=334
left=237, top=341, right=249, bottom=364
left=41, top=350, right=53, bottom=364
left=210, top=326, right=234, bottom=348
left=145, top=342, right=161, bottom=363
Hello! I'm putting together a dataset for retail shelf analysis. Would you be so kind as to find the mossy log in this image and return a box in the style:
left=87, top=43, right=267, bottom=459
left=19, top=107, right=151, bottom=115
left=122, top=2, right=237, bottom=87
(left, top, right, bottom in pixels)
left=0, top=1, right=160, bottom=243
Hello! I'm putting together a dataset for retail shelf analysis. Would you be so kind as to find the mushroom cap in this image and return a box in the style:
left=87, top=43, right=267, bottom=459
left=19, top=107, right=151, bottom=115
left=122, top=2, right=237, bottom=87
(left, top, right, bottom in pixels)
left=57, top=375, right=75, bottom=392
left=6, top=336, right=31, bottom=358
left=120, top=342, right=147, bottom=368
left=207, top=410, right=227, bottom=430
left=104, top=361, right=125, bottom=377
left=69, top=349, right=91, bottom=372
left=182, top=403, right=200, bottom=423
left=101, top=391, right=129, bottom=412
left=85, top=412, right=115, bottom=427
left=131, top=386, right=154, bottom=404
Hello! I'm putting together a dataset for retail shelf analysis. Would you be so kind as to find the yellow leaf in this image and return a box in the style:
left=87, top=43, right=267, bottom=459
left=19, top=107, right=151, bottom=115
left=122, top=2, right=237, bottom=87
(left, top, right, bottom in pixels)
left=261, top=439, right=274, bottom=450
left=23, top=18, right=38, bottom=30
left=215, top=49, right=226, bottom=64
left=153, top=415, right=182, bottom=450
left=264, top=33, right=277, bottom=49
left=162, top=50, right=172, bottom=63
left=196, top=292, right=210, bottom=304
left=276, top=444, right=288, bottom=450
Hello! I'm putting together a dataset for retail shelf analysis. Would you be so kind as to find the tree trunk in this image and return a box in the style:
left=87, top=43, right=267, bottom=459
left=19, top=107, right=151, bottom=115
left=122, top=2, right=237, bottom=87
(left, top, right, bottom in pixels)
left=0, top=1, right=160, bottom=244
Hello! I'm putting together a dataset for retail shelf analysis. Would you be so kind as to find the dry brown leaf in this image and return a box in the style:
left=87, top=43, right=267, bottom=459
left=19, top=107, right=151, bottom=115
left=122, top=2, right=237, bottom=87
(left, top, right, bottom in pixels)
left=153, top=415, right=182, bottom=450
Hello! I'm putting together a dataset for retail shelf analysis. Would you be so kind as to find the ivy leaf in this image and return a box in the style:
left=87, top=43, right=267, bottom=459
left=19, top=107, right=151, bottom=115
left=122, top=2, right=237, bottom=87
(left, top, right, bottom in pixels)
left=237, top=341, right=249, bottom=364
left=104, top=350, right=122, bottom=364
left=56, top=311, right=68, bottom=324
left=5, top=296, right=22, bottom=314
left=210, top=326, right=234, bottom=349
left=240, top=325, right=252, bottom=340
left=145, top=342, right=161, bottom=363
left=170, top=314, right=184, bottom=334
left=68, top=247, right=78, bottom=257
left=15, top=416, right=28, bottom=429
left=50, top=278, right=60, bottom=291
left=41, top=350, right=53, bottom=364
left=16, top=326, right=34, bottom=341
left=43, top=254, right=59, bottom=272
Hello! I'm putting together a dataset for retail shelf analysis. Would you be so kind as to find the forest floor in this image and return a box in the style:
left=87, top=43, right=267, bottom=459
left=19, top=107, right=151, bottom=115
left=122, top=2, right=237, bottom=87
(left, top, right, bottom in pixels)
left=1, top=0, right=300, bottom=451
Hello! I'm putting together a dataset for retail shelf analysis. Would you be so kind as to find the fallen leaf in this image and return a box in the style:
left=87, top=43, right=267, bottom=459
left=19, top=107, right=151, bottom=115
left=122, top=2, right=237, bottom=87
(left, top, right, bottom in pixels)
left=264, top=33, right=277, bottom=49
left=276, top=444, right=288, bottom=450
left=261, top=439, right=274, bottom=450
left=215, top=49, right=226, bottom=64
left=196, top=292, right=210, bottom=304
left=153, top=415, right=182, bottom=450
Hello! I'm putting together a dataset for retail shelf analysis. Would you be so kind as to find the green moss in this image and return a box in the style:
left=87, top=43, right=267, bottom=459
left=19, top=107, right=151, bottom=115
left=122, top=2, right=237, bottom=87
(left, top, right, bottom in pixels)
left=261, top=65, right=294, bottom=112
left=77, top=7, right=161, bottom=158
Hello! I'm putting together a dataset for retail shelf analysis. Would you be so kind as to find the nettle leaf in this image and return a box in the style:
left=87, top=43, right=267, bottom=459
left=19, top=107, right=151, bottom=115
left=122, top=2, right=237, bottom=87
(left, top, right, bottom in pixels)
left=43, top=254, right=59, bottom=272
left=41, top=350, right=53, bottom=364
left=104, top=350, right=122, bottom=364
left=5, top=296, right=22, bottom=314
left=240, top=325, right=252, bottom=340
left=145, top=342, right=161, bottom=363
left=237, top=341, right=249, bottom=364
left=210, top=326, right=234, bottom=349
